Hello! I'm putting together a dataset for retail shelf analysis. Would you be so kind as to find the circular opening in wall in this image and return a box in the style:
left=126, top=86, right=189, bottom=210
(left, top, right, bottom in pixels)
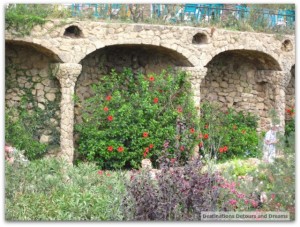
left=63, top=25, right=83, bottom=38
left=192, top=33, right=208, bottom=45
left=281, top=39, right=293, bottom=52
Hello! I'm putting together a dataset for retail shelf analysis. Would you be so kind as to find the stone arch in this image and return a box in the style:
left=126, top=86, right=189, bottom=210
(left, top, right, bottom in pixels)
left=5, top=39, right=62, bottom=149
left=201, top=49, right=282, bottom=131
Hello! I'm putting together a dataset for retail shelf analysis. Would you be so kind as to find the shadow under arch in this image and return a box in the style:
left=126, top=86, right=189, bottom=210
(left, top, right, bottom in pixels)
left=80, top=44, right=194, bottom=68
left=5, top=39, right=63, bottom=63
left=205, top=49, right=281, bottom=71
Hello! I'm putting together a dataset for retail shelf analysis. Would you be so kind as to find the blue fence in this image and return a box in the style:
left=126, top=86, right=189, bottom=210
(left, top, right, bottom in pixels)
left=70, top=4, right=295, bottom=28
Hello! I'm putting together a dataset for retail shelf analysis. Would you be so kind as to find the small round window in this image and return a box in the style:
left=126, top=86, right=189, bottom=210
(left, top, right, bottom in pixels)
left=63, top=25, right=83, bottom=38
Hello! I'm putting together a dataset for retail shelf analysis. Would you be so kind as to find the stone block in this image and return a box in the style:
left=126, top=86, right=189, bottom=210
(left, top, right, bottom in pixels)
left=46, top=93, right=56, bottom=101
left=40, top=134, right=52, bottom=144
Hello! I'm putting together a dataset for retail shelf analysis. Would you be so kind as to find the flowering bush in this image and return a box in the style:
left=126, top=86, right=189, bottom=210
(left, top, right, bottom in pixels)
left=198, top=102, right=259, bottom=162
left=122, top=158, right=224, bottom=221
left=75, top=68, right=199, bottom=169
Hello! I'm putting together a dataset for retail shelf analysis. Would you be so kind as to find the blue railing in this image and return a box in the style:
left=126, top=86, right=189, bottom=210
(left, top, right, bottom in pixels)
left=70, top=3, right=295, bottom=28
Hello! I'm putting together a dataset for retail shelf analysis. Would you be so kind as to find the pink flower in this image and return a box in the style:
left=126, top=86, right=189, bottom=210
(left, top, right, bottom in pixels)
left=171, top=158, right=176, bottom=164
left=229, top=199, right=237, bottom=206
left=98, top=170, right=103, bottom=175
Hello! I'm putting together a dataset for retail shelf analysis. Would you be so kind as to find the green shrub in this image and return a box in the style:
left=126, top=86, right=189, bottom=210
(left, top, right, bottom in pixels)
left=5, top=158, right=126, bottom=221
left=199, top=102, right=260, bottom=162
left=5, top=108, right=47, bottom=160
left=5, top=4, right=51, bottom=36
left=5, top=97, right=60, bottom=160
left=75, top=68, right=199, bottom=169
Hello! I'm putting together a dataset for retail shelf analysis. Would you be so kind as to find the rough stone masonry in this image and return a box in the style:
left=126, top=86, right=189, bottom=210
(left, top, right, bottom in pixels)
left=5, top=19, right=295, bottom=163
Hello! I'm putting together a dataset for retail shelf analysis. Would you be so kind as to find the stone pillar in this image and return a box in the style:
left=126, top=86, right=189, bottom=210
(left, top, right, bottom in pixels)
left=51, top=63, right=82, bottom=164
left=175, top=67, right=207, bottom=115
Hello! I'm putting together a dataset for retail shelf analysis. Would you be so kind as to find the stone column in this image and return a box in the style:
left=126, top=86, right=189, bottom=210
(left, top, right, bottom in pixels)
left=51, top=63, right=82, bottom=164
left=175, top=66, right=207, bottom=158
left=175, top=66, right=208, bottom=115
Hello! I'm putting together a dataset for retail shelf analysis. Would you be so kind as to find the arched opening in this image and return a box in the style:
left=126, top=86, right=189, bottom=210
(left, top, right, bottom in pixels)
left=281, top=39, right=293, bottom=52
left=74, top=44, right=193, bottom=124
left=285, top=64, right=295, bottom=120
left=63, top=25, right=83, bottom=38
left=5, top=40, right=62, bottom=155
left=201, top=49, right=281, bottom=131
left=192, top=33, right=208, bottom=44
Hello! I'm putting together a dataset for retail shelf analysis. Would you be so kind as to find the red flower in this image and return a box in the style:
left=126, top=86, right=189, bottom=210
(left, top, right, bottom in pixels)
left=199, top=142, right=203, bottom=147
left=106, top=95, right=112, bottom=101
left=107, top=146, right=113, bottom=152
left=205, top=124, right=209, bottom=129
left=117, top=146, right=124, bottom=152
left=153, top=97, right=159, bottom=103
left=103, top=106, right=109, bottom=112
left=143, top=132, right=149, bottom=138
left=177, top=107, right=183, bottom=113
left=107, top=115, right=113, bottom=121
left=203, top=134, right=209, bottom=139
left=143, top=152, right=148, bottom=158
left=223, top=146, right=228, bottom=152
left=145, top=147, right=149, bottom=153
left=190, top=128, right=195, bottom=134
left=219, top=147, right=224, bottom=153
left=149, top=144, right=154, bottom=149
left=241, top=129, right=246, bottom=134
left=149, top=76, right=155, bottom=82
left=97, top=170, right=103, bottom=175
left=180, top=146, right=185, bottom=151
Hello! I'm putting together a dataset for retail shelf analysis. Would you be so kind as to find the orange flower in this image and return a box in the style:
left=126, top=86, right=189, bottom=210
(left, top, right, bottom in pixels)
left=106, top=95, right=112, bottom=101
left=219, top=147, right=224, bottom=153
left=103, top=106, right=109, bottom=112
left=107, top=115, right=113, bottom=121
left=153, top=97, right=159, bottom=103
left=117, top=146, right=124, bottom=152
left=149, top=144, right=154, bottom=149
left=149, top=76, right=155, bottom=82
left=143, top=132, right=149, bottom=138
left=177, top=107, right=183, bottom=113
left=203, top=134, right=209, bottom=139
left=223, top=146, right=228, bottom=152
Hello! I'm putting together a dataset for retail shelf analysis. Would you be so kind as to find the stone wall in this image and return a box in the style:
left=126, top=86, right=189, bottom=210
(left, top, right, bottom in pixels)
left=285, top=65, right=295, bottom=120
left=5, top=43, right=61, bottom=146
left=201, top=52, right=276, bottom=131
left=75, top=44, right=188, bottom=123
